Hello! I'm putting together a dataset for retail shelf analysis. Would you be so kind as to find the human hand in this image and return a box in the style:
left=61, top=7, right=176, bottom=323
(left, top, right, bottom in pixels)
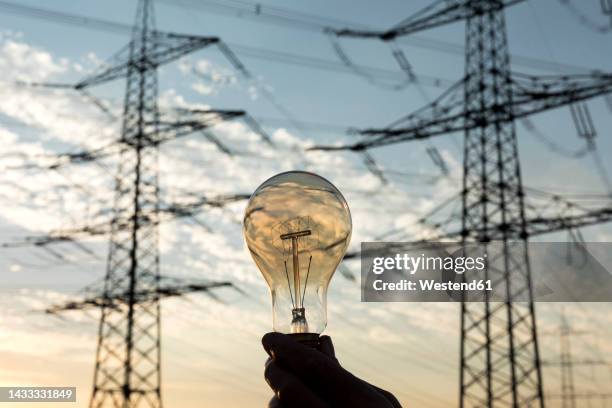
left=262, top=332, right=402, bottom=408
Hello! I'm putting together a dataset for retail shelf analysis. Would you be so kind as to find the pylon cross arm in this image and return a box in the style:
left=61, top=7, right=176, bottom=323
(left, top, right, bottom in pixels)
left=3, top=193, right=251, bottom=249
left=311, top=71, right=612, bottom=152
left=416, top=207, right=612, bottom=242
left=45, top=281, right=236, bottom=314
left=75, top=32, right=219, bottom=89
left=510, top=72, right=612, bottom=118
left=335, top=0, right=526, bottom=40
left=526, top=208, right=612, bottom=236
left=152, top=109, right=246, bottom=144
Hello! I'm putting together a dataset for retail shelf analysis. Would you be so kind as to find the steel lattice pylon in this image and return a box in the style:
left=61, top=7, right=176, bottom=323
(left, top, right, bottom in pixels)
left=0, top=0, right=264, bottom=406
left=558, top=313, right=576, bottom=408
left=90, top=0, right=162, bottom=407
left=317, top=0, right=612, bottom=406
left=91, top=1, right=162, bottom=407
left=459, top=3, right=543, bottom=407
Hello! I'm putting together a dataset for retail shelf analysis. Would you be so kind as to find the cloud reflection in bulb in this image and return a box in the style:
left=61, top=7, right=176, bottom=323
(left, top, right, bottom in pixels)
left=243, top=171, right=352, bottom=342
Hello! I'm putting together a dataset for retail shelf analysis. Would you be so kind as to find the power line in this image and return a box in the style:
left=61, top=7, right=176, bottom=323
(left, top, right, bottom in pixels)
left=325, top=29, right=415, bottom=91
left=0, top=0, right=600, bottom=89
left=157, top=0, right=601, bottom=73
left=223, top=42, right=453, bottom=88
left=557, top=0, right=611, bottom=34
left=0, top=0, right=454, bottom=89
left=520, top=118, right=590, bottom=158
left=527, top=2, right=612, bottom=197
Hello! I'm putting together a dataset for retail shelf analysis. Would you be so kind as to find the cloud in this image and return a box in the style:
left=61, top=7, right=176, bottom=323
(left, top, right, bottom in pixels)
left=178, top=58, right=239, bottom=96
left=3, top=32, right=611, bottom=408
left=0, top=38, right=67, bottom=82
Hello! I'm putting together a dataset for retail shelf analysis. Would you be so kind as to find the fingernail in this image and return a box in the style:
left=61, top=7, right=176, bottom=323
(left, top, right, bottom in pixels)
left=263, top=344, right=274, bottom=358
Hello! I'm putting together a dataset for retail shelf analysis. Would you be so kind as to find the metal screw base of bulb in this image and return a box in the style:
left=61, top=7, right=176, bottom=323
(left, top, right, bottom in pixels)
left=288, top=332, right=321, bottom=349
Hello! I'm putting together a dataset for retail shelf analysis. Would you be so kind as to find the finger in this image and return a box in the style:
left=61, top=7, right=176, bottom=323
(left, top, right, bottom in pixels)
left=261, top=332, right=281, bottom=355
left=262, top=333, right=355, bottom=391
left=264, top=360, right=329, bottom=408
left=318, top=335, right=336, bottom=361
left=366, top=383, right=402, bottom=408
left=268, top=396, right=283, bottom=408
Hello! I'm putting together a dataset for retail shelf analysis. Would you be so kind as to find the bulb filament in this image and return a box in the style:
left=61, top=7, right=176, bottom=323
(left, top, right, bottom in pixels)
left=280, top=229, right=312, bottom=333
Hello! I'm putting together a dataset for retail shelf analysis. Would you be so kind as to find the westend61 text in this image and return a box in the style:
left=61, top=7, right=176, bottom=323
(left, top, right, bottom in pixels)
left=373, top=279, right=493, bottom=292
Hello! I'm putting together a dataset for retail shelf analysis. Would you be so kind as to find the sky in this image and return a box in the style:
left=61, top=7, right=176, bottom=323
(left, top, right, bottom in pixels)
left=1, top=0, right=612, bottom=407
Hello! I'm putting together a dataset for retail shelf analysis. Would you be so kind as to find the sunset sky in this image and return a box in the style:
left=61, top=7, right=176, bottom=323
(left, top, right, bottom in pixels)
left=1, top=0, right=612, bottom=407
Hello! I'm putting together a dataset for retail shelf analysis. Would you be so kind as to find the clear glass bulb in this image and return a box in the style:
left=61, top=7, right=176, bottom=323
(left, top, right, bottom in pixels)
left=243, top=171, right=352, bottom=340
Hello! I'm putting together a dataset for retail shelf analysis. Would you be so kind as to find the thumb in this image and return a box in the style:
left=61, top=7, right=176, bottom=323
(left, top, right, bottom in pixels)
left=262, top=332, right=354, bottom=391
left=318, top=335, right=337, bottom=361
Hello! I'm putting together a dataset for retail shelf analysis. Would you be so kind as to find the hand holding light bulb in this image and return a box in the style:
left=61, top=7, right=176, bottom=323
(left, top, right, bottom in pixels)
left=244, top=171, right=401, bottom=407
left=262, top=332, right=402, bottom=408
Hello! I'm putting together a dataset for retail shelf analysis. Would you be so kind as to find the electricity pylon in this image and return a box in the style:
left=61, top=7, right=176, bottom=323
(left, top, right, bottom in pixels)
left=316, top=1, right=612, bottom=407
left=86, top=1, right=212, bottom=405
left=559, top=313, right=577, bottom=408
left=3, top=10, right=273, bottom=408
left=542, top=310, right=612, bottom=408
left=3, top=0, right=260, bottom=406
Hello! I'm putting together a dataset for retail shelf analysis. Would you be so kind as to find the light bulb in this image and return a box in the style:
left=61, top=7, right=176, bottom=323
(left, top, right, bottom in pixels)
left=243, top=171, right=352, bottom=344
